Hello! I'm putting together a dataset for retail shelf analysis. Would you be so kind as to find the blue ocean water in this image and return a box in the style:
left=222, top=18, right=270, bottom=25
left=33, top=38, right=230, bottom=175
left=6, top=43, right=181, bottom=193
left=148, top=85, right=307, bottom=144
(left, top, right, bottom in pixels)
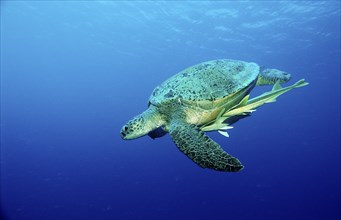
left=1, top=1, right=340, bottom=220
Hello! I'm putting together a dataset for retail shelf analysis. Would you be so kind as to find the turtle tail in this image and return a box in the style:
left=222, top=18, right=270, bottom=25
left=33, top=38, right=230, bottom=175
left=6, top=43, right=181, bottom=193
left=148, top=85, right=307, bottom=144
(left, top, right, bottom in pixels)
left=257, top=68, right=291, bottom=86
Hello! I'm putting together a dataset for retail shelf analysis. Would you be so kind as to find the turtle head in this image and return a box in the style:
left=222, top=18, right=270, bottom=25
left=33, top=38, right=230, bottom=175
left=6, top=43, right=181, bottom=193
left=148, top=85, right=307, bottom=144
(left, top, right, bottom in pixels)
left=120, top=106, right=164, bottom=140
left=120, top=117, right=144, bottom=140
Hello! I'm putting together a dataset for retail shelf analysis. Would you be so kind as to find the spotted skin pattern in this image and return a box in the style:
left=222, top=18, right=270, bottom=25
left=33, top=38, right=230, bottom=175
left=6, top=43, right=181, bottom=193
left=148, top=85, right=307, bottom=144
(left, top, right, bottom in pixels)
left=169, top=119, right=243, bottom=172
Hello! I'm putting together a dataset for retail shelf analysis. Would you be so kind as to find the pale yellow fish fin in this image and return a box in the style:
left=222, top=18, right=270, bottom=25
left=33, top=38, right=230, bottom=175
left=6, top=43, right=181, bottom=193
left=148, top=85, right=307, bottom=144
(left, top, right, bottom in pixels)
left=239, top=94, right=250, bottom=106
left=218, top=125, right=234, bottom=138
left=272, top=80, right=282, bottom=91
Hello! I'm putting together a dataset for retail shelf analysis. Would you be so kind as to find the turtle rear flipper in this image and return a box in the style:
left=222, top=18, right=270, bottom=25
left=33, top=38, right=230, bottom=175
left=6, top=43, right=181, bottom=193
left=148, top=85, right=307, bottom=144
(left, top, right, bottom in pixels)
left=169, top=120, right=243, bottom=172
left=257, top=68, right=291, bottom=85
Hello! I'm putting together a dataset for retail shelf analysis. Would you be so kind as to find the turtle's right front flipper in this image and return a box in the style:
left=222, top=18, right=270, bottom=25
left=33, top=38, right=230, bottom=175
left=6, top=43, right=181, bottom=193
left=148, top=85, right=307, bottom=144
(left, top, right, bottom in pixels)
left=169, top=119, right=243, bottom=172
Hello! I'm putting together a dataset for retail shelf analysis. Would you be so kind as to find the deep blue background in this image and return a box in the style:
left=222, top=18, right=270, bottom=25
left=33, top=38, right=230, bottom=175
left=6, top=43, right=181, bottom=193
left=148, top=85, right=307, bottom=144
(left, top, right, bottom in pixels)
left=1, top=1, right=340, bottom=220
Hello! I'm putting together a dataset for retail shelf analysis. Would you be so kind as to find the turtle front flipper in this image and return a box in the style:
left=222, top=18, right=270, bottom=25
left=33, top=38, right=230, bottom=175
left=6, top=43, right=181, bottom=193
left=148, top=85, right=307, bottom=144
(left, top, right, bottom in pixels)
left=169, top=119, right=243, bottom=172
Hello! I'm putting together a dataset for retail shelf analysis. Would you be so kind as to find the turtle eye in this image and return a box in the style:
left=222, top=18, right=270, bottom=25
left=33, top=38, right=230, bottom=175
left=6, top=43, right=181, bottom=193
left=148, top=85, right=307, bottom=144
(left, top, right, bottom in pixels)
left=124, top=126, right=128, bottom=131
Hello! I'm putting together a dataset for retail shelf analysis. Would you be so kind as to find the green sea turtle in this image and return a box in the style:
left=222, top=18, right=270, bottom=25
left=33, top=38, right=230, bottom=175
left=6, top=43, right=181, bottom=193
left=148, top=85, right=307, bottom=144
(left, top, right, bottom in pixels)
left=120, top=59, right=308, bottom=172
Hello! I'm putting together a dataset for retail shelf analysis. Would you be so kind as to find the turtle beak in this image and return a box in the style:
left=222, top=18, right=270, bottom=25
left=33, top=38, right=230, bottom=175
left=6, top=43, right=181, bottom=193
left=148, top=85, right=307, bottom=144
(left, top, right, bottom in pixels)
left=120, top=126, right=128, bottom=139
left=120, top=132, right=126, bottom=139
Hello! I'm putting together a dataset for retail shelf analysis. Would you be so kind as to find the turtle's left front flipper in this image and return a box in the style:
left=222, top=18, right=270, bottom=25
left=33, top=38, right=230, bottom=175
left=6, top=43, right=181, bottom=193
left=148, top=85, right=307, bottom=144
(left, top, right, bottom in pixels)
left=169, top=119, right=243, bottom=172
